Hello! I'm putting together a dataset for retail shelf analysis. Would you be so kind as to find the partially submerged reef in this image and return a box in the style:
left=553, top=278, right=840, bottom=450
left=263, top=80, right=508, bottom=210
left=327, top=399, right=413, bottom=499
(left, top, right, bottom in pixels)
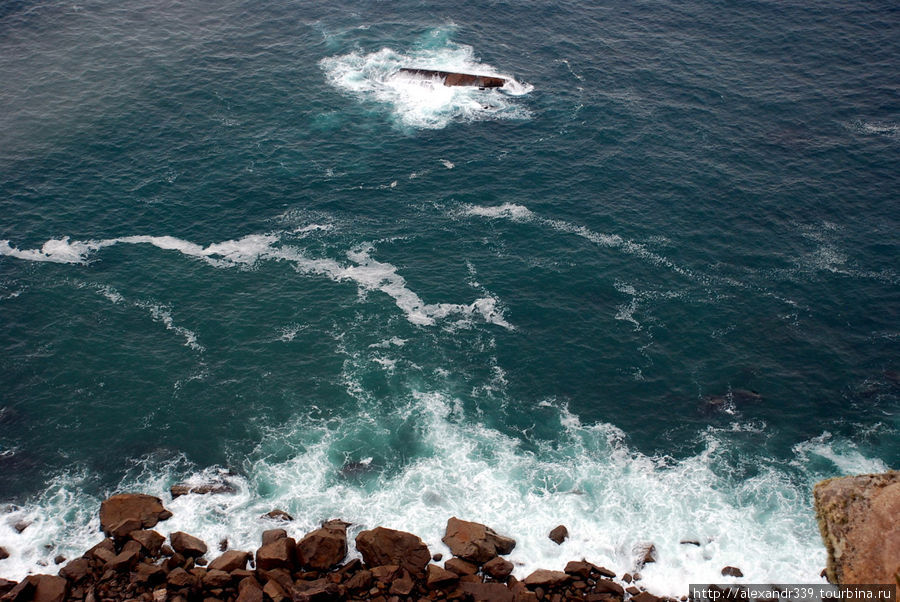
left=0, top=469, right=897, bottom=602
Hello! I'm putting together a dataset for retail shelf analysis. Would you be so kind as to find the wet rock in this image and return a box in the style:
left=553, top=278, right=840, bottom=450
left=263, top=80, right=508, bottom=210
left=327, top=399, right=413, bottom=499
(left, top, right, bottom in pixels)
left=432, top=552, right=443, bottom=562
left=593, top=579, right=625, bottom=597
left=170, top=481, right=236, bottom=499
left=721, top=566, right=743, bottom=577
left=483, top=556, right=514, bottom=580
left=460, top=581, right=515, bottom=601
left=680, top=539, right=701, bottom=546
left=2, top=577, right=35, bottom=602
left=59, top=557, right=90, bottom=583
left=445, top=557, right=479, bottom=576
left=170, top=531, right=208, bottom=557
left=261, top=509, right=293, bottom=522
left=262, top=528, right=287, bottom=546
left=297, top=520, right=348, bottom=570
left=522, top=570, right=570, bottom=587
left=13, top=521, right=30, bottom=534
left=130, top=529, right=165, bottom=556
left=426, top=564, right=459, bottom=588
left=355, top=526, right=431, bottom=577
left=398, top=68, right=507, bottom=89
left=634, top=543, right=656, bottom=567
left=208, top=549, right=250, bottom=572
left=0, top=547, right=8, bottom=560
left=442, top=517, right=516, bottom=564
left=52, top=555, right=65, bottom=565
left=255, top=537, right=296, bottom=572
left=548, top=525, right=568, bottom=545
left=0, top=579, right=16, bottom=597
left=99, top=494, right=172, bottom=535
left=814, top=470, right=900, bottom=587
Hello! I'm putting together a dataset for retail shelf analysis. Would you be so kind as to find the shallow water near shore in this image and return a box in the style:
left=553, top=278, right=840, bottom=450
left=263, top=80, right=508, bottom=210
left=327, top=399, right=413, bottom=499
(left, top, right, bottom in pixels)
left=0, top=0, right=898, bottom=595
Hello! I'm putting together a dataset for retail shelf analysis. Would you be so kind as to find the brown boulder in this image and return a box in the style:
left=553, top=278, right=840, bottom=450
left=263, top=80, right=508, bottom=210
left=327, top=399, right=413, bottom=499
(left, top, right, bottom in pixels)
left=355, top=526, right=431, bottom=576
left=262, top=528, right=287, bottom=546
left=255, top=537, right=296, bottom=572
left=294, top=581, right=340, bottom=602
left=522, top=569, right=570, bottom=587
left=99, top=494, right=172, bottom=535
left=634, top=543, right=656, bottom=567
left=106, top=540, right=143, bottom=571
left=58, top=557, right=90, bottom=583
left=0, top=547, right=8, bottom=560
left=108, top=517, right=143, bottom=539
left=813, top=471, right=900, bottom=589
left=130, top=529, right=165, bottom=556
left=721, top=566, right=743, bottom=577
left=548, top=525, right=568, bottom=545
left=170, top=531, right=208, bottom=557
left=426, top=564, right=459, bottom=588
left=202, top=569, right=232, bottom=589
left=261, top=509, right=294, bottom=522
left=208, top=549, right=250, bottom=572
left=131, top=562, right=166, bottom=585
left=483, top=556, right=514, bottom=580
left=297, top=520, right=347, bottom=570
left=593, top=579, right=625, bottom=596
left=388, top=570, right=415, bottom=596
left=17, top=575, right=67, bottom=602
left=631, top=592, right=661, bottom=602
left=343, top=569, right=373, bottom=591
left=445, top=557, right=479, bottom=576
left=167, top=567, right=196, bottom=589
left=236, top=577, right=263, bottom=602
left=442, top=517, right=516, bottom=564
left=0, top=579, right=16, bottom=597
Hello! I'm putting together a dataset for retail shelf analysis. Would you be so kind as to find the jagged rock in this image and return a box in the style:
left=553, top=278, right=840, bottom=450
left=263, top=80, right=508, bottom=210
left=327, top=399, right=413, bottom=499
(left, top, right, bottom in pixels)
left=262, top=578, right=288, bottom=602
left=626, top=586, right=641, bottom=595
left=17, top=575, right=67, bottom=602
left=170, top=482, right=236, bottom=499
left=2, top=577, right=35, bottom=602
left=108, top=517, right=143, bottom=539
left=0, top=547, right=8, bottom=560
left=167, top=567, right=196, bottom=589
left=344, top=569, right=373, bottom=592
left=99, top=494, right=172, bottom=535
left=202, top=569, right=232, bottom=589
left=721, top=566, right=743, bottom=577
left=388, top=570, right=415, bottom=596
left=355, top=526, right=431, bottom=577
left=296, top=520, right=347, bottom=570
left=460, top=581, right=515, bottom=601
left=522, top=570, right=571, bottom=587
left=52, top=555, right=65, bottom=565
left=564, top=560, right=594, bottom=578
left=261, top=509, right=293, bottom=522
left=593, top=579, right=625, bottom=596
left=634, top=543, right=656, bottom=567
left=0, top=579, right=16, bottom=597
left=813, top=471, right=900, bottom=586
left=107, top=540, right=142, bottom=571
left=170, top=531, right=208, bottom=557
left=13, top=521, right=30, bottom=534
left=442, top=517, right=516, bottom=564
left=131, top=562, right=166, bottom=585
left=483, top=556, right=514, bottom=580
left=445, top=557, right=479, bottom=575
left=294, top=581, right=340, bottom=602
left=236, top=577, right=263, bottom=602
left=130, top=530, right=165, bottom=556
left=255, top=537, right=296, bottom=572
left=398, top=68, right=507, bottom=89
left=548, top=525, right=568, bottom=545
left=370, top=564, right=401, bottom=583
left=262, top=528, right=287, bottom=546
left=58, top=557, right=90, bottom=583
left=208, top=549, right=250, bottom=572
left=426, top=564, right=459, bottom=588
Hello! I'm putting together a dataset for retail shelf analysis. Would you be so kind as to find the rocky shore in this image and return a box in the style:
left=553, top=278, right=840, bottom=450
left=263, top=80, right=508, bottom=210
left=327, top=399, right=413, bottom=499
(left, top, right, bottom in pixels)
left=1, top=469, right=897, bottom=602
left=0, top=492, right=684, bottom=602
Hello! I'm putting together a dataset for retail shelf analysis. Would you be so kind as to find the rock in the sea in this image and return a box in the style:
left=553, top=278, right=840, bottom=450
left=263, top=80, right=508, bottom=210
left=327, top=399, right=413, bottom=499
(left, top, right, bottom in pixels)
left=262, top=528, right=287, bottom=546
left=355, top=526, right=431, bottom=577
left=0, top=546, right=8, bottom=560
left=721, top=566, right=744, bottom=577
left=99, top=494, right=172, bottom=535
left=7, top=575, right=67, bottom=602
left=634, top=542, right=656, bottom=567
left=813, top=470, right=900, bottom=587
left=261, top=509, right=294, bottom=522
left=130, top=529, right=165, bottom=556
left=170, top=531, right=207, bottom=557
left=170, top=481, right=236, bottom=499
left=548, top=525, right=569, bottom=545
left=297, top=519, right=348, bottom=570
left=398, top=68, right=507, bottom=88
left=59, top=558, right=90, bottom=583
left=441, top=517, right=516, bottom=564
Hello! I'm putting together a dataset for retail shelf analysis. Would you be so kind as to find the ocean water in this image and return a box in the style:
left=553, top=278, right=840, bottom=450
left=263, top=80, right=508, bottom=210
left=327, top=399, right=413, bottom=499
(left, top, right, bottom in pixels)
left=0, top=0, right=898, bottom=594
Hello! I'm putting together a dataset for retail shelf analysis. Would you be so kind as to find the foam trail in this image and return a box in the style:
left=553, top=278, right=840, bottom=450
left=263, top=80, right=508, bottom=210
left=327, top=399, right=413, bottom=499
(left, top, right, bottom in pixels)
left=1, top=234, right=512, bottom=329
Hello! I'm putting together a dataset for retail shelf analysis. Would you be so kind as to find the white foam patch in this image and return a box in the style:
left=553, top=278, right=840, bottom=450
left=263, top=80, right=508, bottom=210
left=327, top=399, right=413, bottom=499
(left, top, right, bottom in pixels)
left=1, top=234, right=512, bottom=330
left=319, top=41, right=532, bottom=130
left=137, top=302, right=204, bottom=352
left=0, top=395, right=851, bottom=596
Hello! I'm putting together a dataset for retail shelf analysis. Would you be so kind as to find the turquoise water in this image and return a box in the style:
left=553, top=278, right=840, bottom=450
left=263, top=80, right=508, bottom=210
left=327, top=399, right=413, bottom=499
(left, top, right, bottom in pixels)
left=0, top=0, right=897, bottom=593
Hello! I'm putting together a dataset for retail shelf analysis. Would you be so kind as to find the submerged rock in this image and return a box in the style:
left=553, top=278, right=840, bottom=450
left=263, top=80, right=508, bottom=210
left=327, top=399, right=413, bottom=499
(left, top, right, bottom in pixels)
left=814, top=470, right=900, bottom=587
left=398, top=68, right=506, bottom=89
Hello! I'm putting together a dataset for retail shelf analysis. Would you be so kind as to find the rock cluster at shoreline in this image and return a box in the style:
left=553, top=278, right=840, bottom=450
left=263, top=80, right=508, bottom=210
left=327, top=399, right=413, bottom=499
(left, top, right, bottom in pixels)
left=0, top=493, right=679, bottom=602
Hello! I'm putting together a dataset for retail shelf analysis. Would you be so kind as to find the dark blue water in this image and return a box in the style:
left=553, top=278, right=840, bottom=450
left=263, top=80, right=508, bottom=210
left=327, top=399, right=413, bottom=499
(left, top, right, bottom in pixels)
left=0, top=0, right=897, bottom=592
